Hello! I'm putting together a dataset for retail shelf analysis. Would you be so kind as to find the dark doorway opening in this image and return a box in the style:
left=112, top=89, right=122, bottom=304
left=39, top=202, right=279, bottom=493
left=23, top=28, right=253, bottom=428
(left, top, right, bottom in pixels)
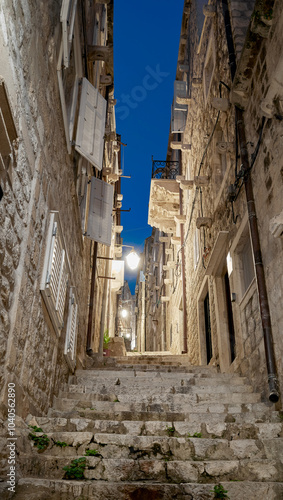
left=204, top=292, right=212, bottom=364
left=224, top=271, right=236, bottom=362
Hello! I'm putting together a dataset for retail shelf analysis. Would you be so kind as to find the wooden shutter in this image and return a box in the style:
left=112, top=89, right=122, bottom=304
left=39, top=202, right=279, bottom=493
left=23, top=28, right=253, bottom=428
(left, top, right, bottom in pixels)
left=86, top=177, right=113, bottom=246
left=64, top=287, right=78, bottom=372
left=75, top=78, right=106, bottom=170
left=40, top=212, right=70, bottom=336
left=60, top=0, right=78, bottom=68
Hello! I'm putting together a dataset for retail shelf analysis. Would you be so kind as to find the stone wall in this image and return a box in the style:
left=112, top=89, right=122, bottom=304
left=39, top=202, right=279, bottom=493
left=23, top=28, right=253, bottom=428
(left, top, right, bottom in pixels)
left=168, top=0, right=283, bottom=401
left=0, top=0, right=110, bottom=418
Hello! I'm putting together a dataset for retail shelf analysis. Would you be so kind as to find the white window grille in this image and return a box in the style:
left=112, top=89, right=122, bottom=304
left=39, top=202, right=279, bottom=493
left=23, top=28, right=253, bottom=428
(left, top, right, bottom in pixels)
left=60, top=0, right=78, bottom=68
left=40, top=212, right=70, bottom=336
left=86, top=177, right=114, bottom=246
left=75, top=78, right=107, bottom=171
left=64, top=287, right=78, bottom=372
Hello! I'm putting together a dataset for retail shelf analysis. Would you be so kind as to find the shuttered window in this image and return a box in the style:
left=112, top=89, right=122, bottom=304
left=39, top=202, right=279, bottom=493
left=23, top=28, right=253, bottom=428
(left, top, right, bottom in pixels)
left=75, top=78, right=107, bottom=171
left=173, top=80, right=187, bottom=111
left=86, top=177, right=113, bottom=246
left=64, top=287, right=78, bottom=372
left=40, top=212, right=70, bottom=336
left=60, top=0, right=78, bottom=68
left=171, top=104, right=186, bottom=133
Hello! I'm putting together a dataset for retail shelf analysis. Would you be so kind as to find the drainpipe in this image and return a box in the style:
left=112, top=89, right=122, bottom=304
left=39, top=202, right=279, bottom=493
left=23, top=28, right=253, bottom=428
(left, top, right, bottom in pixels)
left=222, top=0, right=280, bottom=402
left=178, top=149, right=188, bottom=353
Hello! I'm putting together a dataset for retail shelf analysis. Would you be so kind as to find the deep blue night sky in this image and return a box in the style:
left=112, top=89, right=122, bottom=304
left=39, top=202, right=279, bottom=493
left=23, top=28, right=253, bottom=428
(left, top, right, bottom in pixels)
left=113, top=1, right=184, bottom=293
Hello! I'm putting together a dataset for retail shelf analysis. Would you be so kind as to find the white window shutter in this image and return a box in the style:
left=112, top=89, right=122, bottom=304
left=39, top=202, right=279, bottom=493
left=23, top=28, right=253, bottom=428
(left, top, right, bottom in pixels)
left=75, top=78, right=107, bottom=171
left=86, top=177, right=113, bottom=246
left=40, top=212, right=70, bottom=336
left=60, top=0, right=78, bottom=68
left=171, top=104, right=186, bottom=133
left=174, top=80, right=187, bottom=111
left=64, top=287, right=78, bottom=372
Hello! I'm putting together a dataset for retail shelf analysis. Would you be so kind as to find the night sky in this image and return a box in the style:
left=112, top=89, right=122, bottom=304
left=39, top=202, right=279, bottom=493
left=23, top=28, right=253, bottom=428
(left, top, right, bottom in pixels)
left=114, top=1, right=184, bottom=293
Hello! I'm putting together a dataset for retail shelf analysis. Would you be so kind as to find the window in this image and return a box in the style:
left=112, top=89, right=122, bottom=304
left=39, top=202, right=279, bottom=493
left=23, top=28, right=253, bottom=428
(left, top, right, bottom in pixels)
left=40, top=212, right=70, bottom=336
left=64, top=287, right=78, bottom=372
left=0, top=79, right=17, bottom=183
left=241, top=236, right=255, bottom=293
left=194, top=229, right=200, bottom=269
left=203, top=29, right=216, bottom=103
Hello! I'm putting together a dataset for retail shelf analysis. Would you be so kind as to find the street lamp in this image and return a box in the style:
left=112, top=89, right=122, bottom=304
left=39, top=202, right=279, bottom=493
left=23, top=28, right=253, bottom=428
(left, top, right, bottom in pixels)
left=125, top=250, right=140, bottom=270
left=121, top=309, right=128, bottom=318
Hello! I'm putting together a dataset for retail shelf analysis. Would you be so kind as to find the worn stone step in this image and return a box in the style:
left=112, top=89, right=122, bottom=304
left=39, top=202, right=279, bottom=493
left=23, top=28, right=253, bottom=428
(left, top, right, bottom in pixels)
left=63, top=381, right=253, bottom=399
left=58, top=385, right=256, bottom=406
left=31, top=416, right=283, bottom=439
left=52, top=393, right=264, bottom=415
left=48, top=400, right=278, bottom=423
left=2, top=478, right=283, bottom=500
left=74, top=367, right=223, bottom=382
left=24, top=429, right=283, bottom=461
left=17, top=455, right=283, bottom=482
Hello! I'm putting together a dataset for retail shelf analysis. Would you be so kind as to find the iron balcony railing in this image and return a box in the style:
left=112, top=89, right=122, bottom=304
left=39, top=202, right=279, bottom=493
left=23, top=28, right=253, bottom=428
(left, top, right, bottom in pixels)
left=151, top=157, right=179, bottom=179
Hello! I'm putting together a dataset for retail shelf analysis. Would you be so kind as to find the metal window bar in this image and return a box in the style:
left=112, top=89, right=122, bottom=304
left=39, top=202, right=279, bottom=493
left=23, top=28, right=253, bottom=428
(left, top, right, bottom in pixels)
left=151, top=158, right=179, bottom=179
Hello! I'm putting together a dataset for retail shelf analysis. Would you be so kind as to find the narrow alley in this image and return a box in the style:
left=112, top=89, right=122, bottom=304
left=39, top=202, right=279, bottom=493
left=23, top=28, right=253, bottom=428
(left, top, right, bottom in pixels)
left=0, top=0, right=283, bottom=499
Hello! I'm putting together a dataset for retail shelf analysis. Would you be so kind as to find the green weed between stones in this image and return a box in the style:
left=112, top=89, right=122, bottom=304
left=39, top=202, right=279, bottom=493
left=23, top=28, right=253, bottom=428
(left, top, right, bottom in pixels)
left=29, top=425, right=44, bottom=433
left=165, top=425, right=175, bottom=436
left=63, top=457, right=87, bottom=480
left=187, top=432, right=202, bottom=438
left=54, top=440, right=68, bottom=448
left=85, top=449, right=98, bottom=456
left=211, top=483, right=230, bottom=499
left=28, top=432, right=50, bottom=451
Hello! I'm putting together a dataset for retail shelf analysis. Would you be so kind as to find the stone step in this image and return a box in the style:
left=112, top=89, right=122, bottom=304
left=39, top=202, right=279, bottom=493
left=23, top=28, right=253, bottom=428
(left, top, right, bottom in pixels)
left=66, top=375, right=249, bottom=390
left=48, top=400, right=277, bottom=422
left=24, top=429, right=283, bottom=461
left=57, top=389, right=260, bottom=407
left=31, top=416, right=283, bottom=439
left=52, top=391, right=263, bottom=415
left=64, top=381, right=252, bottom=398
left=72, top=370, right=251, bottom=386
left=17, top=455, right=283, bottom=482
left=74, top=366, right=220, bottom=379
left=2, top=478, right=283, bottom=500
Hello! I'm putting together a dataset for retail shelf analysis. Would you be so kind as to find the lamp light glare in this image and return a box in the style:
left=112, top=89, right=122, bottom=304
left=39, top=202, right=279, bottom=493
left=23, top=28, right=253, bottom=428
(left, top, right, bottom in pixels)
left=121, top=309, right=128, bottom=318
left=126, top=250, right=140, bottom=270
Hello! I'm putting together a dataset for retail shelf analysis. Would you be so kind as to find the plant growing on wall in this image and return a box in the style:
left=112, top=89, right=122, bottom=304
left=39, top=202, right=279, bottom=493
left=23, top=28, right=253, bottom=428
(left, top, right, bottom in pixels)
left=103, top=330, right=111, bottom=348
left=211, top=484, right=230, bottom=499
left=63, top=457, right=87, bottom=480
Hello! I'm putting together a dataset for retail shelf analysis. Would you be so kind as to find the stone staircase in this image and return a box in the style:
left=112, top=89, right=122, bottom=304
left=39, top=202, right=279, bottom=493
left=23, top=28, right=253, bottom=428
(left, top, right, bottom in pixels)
left=2, top=355, right=283, bottom=499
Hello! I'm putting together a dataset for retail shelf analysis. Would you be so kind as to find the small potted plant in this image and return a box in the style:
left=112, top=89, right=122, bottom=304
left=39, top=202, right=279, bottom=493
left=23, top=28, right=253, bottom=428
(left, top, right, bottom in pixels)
left=103, top=330, right=111, bottom=356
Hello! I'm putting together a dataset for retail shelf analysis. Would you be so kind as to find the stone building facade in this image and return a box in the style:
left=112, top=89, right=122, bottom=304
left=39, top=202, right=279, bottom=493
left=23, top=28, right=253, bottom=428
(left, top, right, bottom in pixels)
left=147, top=0, right=283, bottom=403
left=0, top=0, right=123, bottom=419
